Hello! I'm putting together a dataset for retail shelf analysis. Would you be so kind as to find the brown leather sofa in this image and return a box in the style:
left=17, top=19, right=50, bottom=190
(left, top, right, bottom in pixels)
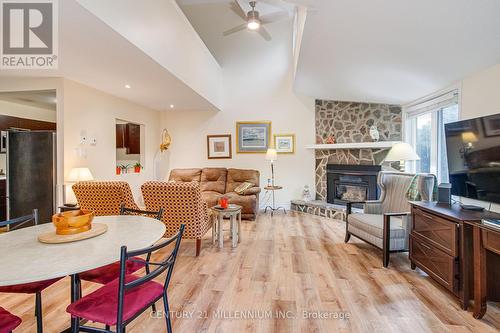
left=169, top=168, right=261, bottom=220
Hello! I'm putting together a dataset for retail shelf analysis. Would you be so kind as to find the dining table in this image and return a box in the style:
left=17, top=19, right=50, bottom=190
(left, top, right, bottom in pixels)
left=0, top=215, right=166, bottom=331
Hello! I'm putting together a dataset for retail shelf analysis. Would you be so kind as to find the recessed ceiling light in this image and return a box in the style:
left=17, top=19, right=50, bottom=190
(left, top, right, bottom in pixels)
left=125, top=84, right=131, bottom=89
left=170, top=104, right=174, bottom=109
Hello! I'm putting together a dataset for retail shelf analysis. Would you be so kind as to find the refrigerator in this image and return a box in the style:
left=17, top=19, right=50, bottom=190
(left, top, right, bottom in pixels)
left=7, top=131, right=56, bottom=225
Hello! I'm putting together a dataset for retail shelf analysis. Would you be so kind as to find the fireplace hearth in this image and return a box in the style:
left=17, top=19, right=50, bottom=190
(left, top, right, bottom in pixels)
left=326, top=164, right=381, bottom=207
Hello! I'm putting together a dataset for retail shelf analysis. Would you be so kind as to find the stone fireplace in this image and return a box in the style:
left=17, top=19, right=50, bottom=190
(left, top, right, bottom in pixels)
left=327, top=164, right=381, bottom=207
left=315, top=100, right=402, bottom=200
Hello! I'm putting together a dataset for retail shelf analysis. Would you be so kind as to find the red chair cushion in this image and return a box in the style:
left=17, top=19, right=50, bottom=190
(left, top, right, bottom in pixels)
left=0, top=277, right=61, bottom=294
left=66, top=274, right=163, bottom=326
left=79, top=257, right=146, bottom=285
left=0, top=307, right=21, bottom=333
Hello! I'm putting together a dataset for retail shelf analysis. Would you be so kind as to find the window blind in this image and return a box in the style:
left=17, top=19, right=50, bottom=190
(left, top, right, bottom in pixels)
left=405, top=90, right=459, bottom=119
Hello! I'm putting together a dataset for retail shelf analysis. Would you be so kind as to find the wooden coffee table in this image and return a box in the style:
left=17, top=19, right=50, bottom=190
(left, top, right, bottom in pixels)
left=211, top=204, right=242, bottom=248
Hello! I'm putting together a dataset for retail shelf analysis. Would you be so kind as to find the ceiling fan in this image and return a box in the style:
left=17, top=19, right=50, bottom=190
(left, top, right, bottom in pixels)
left=223, top=1, right=289, bottom=41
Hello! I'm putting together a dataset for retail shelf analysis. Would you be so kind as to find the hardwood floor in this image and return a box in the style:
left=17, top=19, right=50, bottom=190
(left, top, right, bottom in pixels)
left=1, top=211, right=499, bottom=332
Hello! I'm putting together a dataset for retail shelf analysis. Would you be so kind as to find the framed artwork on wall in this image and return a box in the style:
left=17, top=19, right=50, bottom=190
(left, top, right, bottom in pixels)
left=482, top=114, right=500, bottom=137
left=207, top=134, right=232, bottom=159
left=274, top=134, right=295, bottom=153
left=236, top=121, right=271, bottom=153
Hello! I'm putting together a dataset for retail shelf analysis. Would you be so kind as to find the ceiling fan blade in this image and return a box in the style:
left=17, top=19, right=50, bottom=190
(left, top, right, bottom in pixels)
left=223, top=23, right=248, bottom=36
left=260, top=11, right=289, bottom=24
left=257, top=26, right=272, bottom=41
left=260, top=0, right=315, bottom=8
left=229, top=0, right=247, bottom=21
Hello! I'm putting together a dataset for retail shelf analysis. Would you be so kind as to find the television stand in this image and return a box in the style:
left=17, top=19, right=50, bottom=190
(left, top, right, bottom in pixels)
left=409, top=201, right=500, bottom=315
left=460, top=204, right=485, bottom=212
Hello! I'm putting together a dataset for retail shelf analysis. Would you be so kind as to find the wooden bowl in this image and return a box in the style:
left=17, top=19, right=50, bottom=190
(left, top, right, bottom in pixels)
left=52, top=210, right=95, bottom=235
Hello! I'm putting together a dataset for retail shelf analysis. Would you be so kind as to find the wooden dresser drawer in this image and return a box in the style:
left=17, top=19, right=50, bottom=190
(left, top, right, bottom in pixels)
left=410, top=233, right=456, bottom=292
left=483, top=229, right=500, bottom=255
left=412, top=208, right=458, bottom=256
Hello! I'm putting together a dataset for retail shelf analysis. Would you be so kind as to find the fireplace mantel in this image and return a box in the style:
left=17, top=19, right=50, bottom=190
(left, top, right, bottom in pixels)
left=306, top=141, right=401, bottom=150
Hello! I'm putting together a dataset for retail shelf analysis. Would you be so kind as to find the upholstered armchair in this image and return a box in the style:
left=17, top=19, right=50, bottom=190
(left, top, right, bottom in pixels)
left=72, top=181, right=139, bottom=216
left=344, top=171, right=435, bottom=267
left=141, top=181, right=211, bottom=256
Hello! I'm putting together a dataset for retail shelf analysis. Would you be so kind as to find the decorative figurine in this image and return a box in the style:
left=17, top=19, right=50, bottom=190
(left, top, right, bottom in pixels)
left=369, top=125, right=380, bottom=142
left=302, top=185, right=311, bottom=202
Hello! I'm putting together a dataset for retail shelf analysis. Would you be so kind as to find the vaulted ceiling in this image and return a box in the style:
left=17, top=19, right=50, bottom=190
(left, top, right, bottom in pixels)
left=294, top=0, right=500, bottom=104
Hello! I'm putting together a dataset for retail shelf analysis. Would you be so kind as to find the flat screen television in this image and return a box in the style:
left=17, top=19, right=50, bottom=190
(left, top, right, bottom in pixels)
left=445, top=113, right=500, bottom=204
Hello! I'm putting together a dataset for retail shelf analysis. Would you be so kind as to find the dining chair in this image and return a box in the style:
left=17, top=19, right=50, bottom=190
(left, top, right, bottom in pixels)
left=0, top=306, right=22, bottom=333
left=78, top=205, right=164, bottom=311
left=67, top=224, right=185, bottom=333
left=0, top=209, right=63, bottom=333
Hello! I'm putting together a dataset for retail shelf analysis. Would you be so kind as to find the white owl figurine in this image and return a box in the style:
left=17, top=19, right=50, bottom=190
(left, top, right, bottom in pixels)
left=369, top=125, right=380, bottom=142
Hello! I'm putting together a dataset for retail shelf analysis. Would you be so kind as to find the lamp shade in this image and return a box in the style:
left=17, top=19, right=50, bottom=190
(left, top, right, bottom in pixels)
left=66, top=167, right=94, bottom=182
left=384, top=143, right=420, bottom=162
left=265, top=148, right=277, bottom=161
left=461, top=131, right=478, bottom=143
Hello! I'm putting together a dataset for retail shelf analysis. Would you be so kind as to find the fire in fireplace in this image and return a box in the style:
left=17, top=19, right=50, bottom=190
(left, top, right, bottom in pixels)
left=326, top=164, right=381, bottom=207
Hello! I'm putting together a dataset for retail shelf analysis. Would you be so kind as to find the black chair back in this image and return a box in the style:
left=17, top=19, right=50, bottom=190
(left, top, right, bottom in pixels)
left=115, top=224, right=185, bottom=329
left=0, top=209, right=39, bottom=231
left=119, top=203, right=163, bottom=220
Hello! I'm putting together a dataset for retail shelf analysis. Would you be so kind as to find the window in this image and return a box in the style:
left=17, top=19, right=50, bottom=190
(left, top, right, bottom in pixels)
left=405, top=90, right=460, bottom=183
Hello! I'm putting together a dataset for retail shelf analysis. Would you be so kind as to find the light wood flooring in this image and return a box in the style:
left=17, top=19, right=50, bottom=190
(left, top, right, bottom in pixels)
left=1, top=211, right=499, bottom=332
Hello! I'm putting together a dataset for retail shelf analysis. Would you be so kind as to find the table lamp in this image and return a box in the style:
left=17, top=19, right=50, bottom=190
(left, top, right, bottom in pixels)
left=384, top=142, right=420, bottom=172
left=65, top=167, right=94, bottom=205
left=265, top=148, right=277, bottom=187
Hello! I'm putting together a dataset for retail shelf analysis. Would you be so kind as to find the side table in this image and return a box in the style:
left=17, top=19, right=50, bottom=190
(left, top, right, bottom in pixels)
left=264, top=185, right=286, bottom=216
left=211, top=204, right=242, bottom=248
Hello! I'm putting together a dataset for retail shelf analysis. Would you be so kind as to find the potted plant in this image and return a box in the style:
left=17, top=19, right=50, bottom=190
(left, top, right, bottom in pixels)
left=134, top=162, right=142, bottom=173
left=120, top=164, right=131, bottom=174
left=116, top=166, right=121, bottom=175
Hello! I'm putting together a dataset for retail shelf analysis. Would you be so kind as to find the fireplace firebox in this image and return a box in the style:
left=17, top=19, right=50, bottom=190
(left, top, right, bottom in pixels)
left=326, top=164, right=381, bottom=207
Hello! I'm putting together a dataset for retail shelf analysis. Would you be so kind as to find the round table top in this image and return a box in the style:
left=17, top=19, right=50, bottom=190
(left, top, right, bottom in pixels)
left=211, top=204, right=242, bottom=213
left=0, top=215, right=166, bottom=286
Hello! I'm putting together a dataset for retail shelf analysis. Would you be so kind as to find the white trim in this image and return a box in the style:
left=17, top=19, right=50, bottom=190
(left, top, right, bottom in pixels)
left=305, top=141, right=401, bottom=150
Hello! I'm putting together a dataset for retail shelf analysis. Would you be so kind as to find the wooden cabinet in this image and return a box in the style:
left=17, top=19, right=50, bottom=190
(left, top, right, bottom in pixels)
left=412, top=207, right=458, bottom=256
left=115, top=123, right=140, bottom=154
left=0, top=115, right=56, bottom=131
left=410, top=233, right=456, bottom=292
left=410, top=201, right=500, bottom=312
left=410, top=205, right=459, bottom=295
left=116, top=124, right=126, bottom=148
left=126, top=123, right=140, bottom=154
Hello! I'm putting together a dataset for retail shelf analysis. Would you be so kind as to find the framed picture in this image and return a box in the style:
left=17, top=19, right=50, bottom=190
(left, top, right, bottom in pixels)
left=236, top=121, right=271, bottom=153
left=274, top=134, right=295, bottom=154
left=207, top=134, right=232, bottom=159
left=482, top=114, right=500, bottom=137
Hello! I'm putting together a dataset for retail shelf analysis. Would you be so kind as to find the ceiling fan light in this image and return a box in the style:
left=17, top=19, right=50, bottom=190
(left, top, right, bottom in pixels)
left=247, top=18, right=260, bottom=30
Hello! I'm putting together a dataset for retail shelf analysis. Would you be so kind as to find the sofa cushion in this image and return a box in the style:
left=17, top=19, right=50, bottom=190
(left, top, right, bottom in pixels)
left=225, top=192, right=257, bottom=215
left=347, top=213, right=406, bottom=239
left=201, top=191, right=223, bottom=209
left=226, top=168, right=260, bottom=193
left=200, top=168, right=227, bottom=194
left=169, top=168, right=201, bottom=182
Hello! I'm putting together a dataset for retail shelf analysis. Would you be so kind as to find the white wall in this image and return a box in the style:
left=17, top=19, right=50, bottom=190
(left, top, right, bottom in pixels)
left=456, top=63, right=500, bottom=212
left=63, top=79, right=162, bottom=204
left=162, top=23, right=315, bottom=208
left=0, top=99, right=56, bottom=122
left=461, top=63, right=500, bottom=120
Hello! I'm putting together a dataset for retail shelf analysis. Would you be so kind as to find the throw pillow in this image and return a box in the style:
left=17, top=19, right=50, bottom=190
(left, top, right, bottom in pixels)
left=234, top=182, right=254, bottom=195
